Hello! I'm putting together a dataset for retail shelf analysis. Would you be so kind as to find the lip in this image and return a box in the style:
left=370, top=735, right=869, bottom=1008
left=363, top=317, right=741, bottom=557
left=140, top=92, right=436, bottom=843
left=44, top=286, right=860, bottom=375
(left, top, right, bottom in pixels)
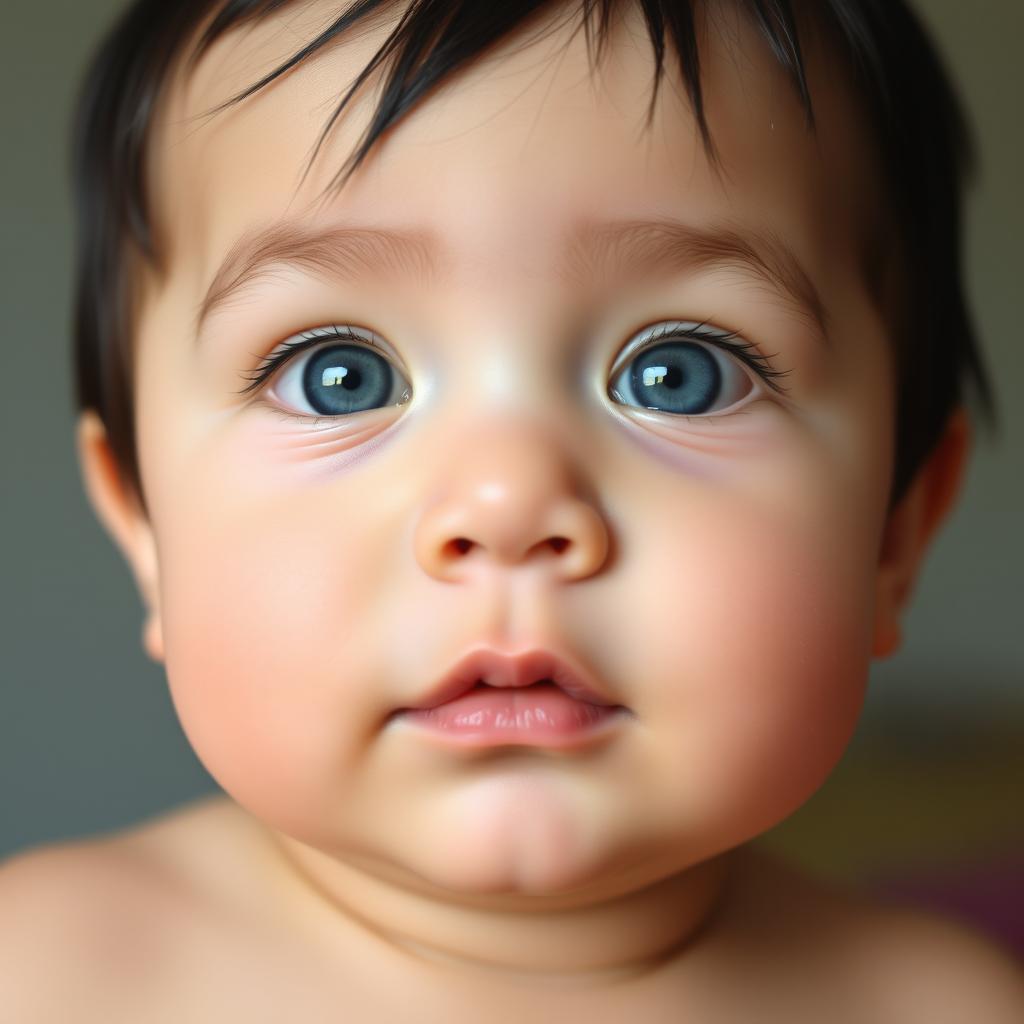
left=398, top=648, right=625, bottom=712
left=387, top=648, right=631, bottom=750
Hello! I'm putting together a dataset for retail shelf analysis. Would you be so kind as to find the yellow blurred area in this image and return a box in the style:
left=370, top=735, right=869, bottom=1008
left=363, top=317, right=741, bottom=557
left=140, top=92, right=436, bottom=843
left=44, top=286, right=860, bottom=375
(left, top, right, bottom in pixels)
left=759, top=710, right=1024, bottom=880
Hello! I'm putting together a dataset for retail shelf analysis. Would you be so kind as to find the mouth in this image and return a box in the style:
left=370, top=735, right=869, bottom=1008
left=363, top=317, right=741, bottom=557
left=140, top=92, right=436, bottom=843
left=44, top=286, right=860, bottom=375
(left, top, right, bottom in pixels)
left=388, top=648, right=631, bottom=749
left=403, top=648, right=622, bottom=711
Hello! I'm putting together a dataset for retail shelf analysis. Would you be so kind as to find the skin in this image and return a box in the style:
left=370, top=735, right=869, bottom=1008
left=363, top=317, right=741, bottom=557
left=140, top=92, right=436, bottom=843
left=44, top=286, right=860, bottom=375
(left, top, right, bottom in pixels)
left=27, top=0, right=1020, bottom=1018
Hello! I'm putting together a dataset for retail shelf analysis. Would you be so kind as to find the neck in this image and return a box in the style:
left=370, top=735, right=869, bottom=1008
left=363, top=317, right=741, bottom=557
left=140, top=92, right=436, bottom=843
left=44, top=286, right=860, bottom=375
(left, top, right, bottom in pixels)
left=265, top=831, right=739, bottom=987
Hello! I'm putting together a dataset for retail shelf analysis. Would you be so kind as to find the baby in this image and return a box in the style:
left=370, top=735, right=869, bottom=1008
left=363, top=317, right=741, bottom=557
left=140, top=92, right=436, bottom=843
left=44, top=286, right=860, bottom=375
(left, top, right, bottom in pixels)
left=2, top=0, right=1022, bottom=1020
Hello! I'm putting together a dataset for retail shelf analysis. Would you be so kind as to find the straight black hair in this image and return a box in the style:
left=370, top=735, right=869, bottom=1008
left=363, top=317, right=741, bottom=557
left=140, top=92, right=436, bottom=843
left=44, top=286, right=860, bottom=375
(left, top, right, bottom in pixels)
left=71, top=0, right=991, bottom=509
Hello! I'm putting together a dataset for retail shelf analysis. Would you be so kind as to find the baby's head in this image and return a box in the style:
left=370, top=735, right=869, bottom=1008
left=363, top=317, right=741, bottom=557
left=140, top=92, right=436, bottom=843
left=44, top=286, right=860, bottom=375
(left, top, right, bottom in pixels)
left=72, top=0, right=984, bottom=920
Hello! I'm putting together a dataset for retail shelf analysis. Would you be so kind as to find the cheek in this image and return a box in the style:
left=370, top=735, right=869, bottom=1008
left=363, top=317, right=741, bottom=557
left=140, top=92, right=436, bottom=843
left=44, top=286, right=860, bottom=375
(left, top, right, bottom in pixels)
left=623, top=477, right=878, bottom=839
left=151, top=470, right=389, bottom=831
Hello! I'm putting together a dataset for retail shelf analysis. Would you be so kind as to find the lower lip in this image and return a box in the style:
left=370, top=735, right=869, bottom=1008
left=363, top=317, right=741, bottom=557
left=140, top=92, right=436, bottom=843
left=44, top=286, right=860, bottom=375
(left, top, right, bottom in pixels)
left=393, top=683, right=629, bottom=748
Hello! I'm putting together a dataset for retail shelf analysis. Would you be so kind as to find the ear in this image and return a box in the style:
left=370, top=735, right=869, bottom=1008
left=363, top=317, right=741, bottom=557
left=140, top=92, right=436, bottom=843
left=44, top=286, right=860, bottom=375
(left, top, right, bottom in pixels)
left=77, top=411, right=164, bottom=662
left=872, top=409, right=971, bottom=659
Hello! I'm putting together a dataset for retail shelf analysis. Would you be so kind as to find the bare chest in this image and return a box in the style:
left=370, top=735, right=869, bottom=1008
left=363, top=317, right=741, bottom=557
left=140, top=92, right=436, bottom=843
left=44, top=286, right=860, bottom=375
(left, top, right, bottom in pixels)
left=98, top=925, right=866, bottom=1024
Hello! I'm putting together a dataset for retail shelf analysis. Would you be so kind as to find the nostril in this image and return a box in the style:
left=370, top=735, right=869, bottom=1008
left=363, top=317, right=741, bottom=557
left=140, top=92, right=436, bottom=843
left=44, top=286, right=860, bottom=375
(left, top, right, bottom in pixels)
left=441, top=535, right=570, bottom=560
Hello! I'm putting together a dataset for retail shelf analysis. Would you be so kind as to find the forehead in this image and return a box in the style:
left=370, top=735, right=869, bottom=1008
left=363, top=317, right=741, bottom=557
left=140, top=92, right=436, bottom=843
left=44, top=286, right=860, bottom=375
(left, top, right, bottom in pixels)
left=145, top=1, right=884, bottom=313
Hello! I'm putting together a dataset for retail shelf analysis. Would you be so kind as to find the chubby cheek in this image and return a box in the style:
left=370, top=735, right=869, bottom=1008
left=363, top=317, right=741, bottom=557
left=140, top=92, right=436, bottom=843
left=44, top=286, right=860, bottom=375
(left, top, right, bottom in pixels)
left=151, top=464, right=391, bottom=834
left=624, top=471, right=879, bottom=847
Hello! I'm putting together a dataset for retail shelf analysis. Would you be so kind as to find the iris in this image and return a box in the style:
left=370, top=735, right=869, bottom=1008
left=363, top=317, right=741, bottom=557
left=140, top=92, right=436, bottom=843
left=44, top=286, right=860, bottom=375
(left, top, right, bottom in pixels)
left=623, top=341, right=721, bottom=415
left=302, top=344, right=395, bottom=415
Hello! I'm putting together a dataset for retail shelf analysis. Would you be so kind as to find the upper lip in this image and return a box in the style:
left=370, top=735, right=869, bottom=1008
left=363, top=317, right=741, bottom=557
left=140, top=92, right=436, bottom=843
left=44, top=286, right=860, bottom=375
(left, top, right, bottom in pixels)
left=403, top=648, right=623, bottom=711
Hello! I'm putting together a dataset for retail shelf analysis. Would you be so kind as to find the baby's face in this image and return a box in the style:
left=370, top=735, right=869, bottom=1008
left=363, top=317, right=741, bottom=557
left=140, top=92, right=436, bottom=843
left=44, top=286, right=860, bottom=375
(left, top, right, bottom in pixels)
left=135, top=2, right=895, bottom=897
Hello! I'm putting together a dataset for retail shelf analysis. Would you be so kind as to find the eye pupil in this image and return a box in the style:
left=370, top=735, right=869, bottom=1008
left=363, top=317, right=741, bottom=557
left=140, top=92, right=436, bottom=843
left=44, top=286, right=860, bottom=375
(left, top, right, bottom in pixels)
left=338, top=368, right=361, bottom=391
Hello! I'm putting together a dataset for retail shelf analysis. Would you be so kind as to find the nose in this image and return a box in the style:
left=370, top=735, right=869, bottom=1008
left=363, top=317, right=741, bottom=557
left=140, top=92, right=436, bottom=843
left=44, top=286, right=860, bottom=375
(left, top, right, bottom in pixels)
left=413, top=421, right=610, bottom=583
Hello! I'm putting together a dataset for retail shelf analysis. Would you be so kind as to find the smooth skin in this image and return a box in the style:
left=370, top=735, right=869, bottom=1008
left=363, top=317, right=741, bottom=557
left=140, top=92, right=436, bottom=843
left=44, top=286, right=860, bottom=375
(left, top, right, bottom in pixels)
left=3, top=1, right=1021, bottom=1020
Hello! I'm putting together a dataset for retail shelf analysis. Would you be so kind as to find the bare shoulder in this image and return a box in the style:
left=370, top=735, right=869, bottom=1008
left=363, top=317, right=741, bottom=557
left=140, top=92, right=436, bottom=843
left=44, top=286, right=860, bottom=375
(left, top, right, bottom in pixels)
left=0, top=795, right=253, bottom=1020
left=841, top=888, right=1024, bottom=1023
left=729, top=847, right=1024, bottom=1023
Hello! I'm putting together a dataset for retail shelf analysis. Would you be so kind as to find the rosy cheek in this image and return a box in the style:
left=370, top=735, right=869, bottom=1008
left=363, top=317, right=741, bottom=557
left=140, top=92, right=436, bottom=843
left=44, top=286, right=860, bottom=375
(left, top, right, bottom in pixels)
left=152, top=469, right=389, bottom=828
left=621, top=482, right=875, bottom=836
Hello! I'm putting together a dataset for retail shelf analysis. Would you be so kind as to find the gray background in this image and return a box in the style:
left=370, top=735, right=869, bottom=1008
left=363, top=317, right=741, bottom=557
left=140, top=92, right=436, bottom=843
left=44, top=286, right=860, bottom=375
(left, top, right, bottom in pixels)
left=1, top=0, right=1021, bottom=861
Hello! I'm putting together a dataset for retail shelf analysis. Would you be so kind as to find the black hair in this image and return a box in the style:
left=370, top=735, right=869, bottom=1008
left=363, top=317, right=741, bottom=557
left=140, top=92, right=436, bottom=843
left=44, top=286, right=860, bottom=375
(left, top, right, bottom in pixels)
left=71, top=0, right=992, bottom=509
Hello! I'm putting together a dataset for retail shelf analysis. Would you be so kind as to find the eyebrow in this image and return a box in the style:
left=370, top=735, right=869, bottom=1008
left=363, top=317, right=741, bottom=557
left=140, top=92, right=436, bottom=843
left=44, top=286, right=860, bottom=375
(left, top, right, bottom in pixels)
left=194, top=222, right=439, bottom=336
left=195, top=216, right=828, bottom=341
left=564, top=218, right=828, bottom=340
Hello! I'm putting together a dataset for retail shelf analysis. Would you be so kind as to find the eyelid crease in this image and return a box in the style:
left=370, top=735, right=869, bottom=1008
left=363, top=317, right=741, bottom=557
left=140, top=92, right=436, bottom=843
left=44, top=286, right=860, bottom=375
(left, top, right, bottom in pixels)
left=612, top=321, right=791, bottom=395
left=236, top=325, right=391, bottom=397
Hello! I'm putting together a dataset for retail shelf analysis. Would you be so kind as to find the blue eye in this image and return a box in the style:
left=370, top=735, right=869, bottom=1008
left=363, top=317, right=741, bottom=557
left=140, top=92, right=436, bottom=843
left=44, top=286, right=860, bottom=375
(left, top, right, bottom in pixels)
left=290, top=343, right=404, bottom=415
left=244, top=326, right=411, bottom=418
left=608, top=327, right=775, bottom=416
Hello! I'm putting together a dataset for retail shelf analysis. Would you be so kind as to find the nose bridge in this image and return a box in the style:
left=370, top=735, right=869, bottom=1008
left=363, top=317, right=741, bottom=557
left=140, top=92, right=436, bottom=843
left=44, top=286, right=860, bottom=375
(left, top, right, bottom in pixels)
left=412, top=415, right=610, bottom=583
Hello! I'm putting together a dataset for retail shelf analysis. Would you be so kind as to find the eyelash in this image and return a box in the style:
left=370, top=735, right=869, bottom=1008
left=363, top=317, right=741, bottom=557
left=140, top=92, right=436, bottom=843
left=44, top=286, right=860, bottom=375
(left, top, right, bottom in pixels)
left=236, top=322, right=791, bottom=399
left=613, top=321, right=790, bottom=395
left=239, top=325, right=379, bottom=396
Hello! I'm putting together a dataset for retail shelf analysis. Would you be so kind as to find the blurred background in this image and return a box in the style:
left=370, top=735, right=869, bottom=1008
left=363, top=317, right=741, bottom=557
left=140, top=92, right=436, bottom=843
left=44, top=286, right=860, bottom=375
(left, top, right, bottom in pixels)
left=1, top=0, right=1021, bottom=955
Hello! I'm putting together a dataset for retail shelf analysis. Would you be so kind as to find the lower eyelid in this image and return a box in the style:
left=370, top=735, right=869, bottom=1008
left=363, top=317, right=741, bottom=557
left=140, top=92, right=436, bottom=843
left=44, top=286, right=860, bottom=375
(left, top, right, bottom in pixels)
left=615, top=402, right=782, bottom=458
left=264, top=404, right=400, bottom=436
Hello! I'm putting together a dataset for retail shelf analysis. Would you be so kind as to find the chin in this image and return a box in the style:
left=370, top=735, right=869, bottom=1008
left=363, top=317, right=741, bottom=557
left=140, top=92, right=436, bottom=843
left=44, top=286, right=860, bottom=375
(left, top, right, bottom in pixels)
left=396, top=775, right=615, bottom=897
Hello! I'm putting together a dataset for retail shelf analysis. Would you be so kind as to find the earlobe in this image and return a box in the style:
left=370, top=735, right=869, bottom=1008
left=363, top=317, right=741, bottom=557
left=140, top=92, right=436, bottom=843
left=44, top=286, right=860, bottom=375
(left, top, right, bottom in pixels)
left=871, top=604, right=902, bottom=659
left=142, top=612, right=165, bottom=663
left=76, top=411, right=164, bottom=663
left=872, top=409, right=971, bottom=659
